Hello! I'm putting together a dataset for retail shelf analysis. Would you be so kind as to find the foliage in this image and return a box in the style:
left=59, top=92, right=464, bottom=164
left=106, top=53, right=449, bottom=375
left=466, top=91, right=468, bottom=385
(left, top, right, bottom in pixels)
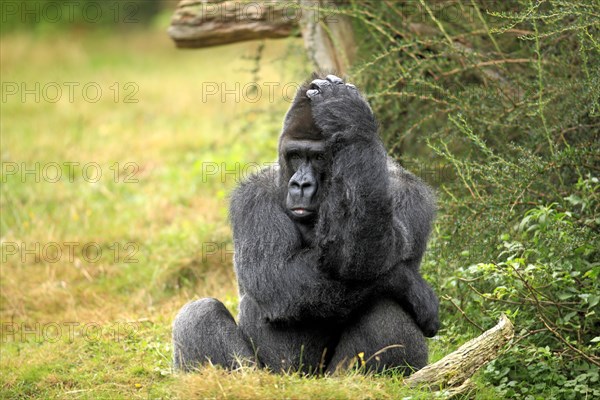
left=348, top=0, right=599, bottom=397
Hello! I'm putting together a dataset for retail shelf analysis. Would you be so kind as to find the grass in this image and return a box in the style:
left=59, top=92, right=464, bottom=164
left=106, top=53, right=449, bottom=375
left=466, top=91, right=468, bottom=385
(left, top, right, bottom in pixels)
left=1, top=28, right=495, bottom=399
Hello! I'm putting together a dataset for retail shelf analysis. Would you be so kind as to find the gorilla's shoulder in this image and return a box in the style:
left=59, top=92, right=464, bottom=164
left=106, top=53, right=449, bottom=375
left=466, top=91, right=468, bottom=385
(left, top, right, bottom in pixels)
left=387, top=157, right=436, bottom=214
left=233, top=164, right=280, bottom=194
left=230, top=164, right=281, bottom=214
left=229, top=164, right=296, bottom=237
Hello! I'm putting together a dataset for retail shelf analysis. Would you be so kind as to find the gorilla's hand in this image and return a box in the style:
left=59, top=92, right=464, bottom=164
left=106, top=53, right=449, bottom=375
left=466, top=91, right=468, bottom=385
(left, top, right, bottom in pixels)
left=307, top=75, right=376, bottom=140
left=409, top=281, right=440, bottom=337
left=385, top=268, right=440, bottom=337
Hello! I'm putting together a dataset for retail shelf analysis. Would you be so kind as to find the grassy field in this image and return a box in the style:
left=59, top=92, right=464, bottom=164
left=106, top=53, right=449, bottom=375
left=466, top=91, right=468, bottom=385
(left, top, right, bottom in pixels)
left=1, top=29, right=491, bottom=399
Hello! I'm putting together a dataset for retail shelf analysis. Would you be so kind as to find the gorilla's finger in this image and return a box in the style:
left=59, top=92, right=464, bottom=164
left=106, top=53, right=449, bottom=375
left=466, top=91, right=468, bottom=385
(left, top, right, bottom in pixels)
left=306, top=89, right=320, bottom=99
left=345, top=83, right=357, bottom=89
left=326, top=75, right=344, bottom=84
left=309, top=79, right=330, bottom=90
left=310, top=78, right=335, bottom=99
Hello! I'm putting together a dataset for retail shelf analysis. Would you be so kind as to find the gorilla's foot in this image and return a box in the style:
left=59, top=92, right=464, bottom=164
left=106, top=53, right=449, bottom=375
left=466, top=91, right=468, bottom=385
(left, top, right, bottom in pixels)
left=327, top=299, right=428, bottom=375
left=172, top=298, right=256, bottom=371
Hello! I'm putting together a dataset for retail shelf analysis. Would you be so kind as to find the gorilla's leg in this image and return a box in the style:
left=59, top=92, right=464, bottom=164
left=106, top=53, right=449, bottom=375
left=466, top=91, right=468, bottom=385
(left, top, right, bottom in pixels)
left=327, top=299, right=427, bottom=375
left=172, top=298, right=255, bottom=371
left=238, top=296, right=338, bottom=373
left=241, top=322, right=338, bottom=373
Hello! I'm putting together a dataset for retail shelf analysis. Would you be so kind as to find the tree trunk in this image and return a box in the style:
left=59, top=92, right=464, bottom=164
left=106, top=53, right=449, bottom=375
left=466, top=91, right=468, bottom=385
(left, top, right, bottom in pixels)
left=297, top=0, right=356, bottom=75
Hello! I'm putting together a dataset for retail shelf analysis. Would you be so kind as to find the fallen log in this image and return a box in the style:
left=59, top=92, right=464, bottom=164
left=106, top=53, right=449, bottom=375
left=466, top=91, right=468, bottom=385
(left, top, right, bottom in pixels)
left=406, top=314, right=514, bottom=395
left=168, top=0, right=356, bottom=74
left=168, top=0, right=299, bottom=49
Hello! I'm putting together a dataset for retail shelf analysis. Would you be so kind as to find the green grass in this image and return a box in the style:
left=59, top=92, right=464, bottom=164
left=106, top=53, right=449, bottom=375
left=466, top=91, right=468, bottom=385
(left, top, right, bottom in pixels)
left=1, top=29, right=495, bottom=399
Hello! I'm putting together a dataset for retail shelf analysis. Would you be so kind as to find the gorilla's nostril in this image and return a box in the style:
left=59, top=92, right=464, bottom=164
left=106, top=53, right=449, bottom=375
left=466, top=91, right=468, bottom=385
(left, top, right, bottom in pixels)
left=289, top=177, right=316, bottom=199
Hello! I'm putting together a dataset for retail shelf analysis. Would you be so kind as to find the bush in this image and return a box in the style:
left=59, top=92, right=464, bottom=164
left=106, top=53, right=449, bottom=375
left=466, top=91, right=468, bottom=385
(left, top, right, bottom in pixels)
left=347, top=0, right=600, bottom=397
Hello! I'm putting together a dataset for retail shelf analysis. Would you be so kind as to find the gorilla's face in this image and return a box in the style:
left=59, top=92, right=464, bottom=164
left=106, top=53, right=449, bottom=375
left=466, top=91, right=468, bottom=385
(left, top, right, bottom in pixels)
left=283, top=139, right=329, bottom=223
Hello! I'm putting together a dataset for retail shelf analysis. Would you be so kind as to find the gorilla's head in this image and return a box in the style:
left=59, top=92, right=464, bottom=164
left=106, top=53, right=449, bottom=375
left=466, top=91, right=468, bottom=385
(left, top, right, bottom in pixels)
left=278, top=83, right=331, bottom=231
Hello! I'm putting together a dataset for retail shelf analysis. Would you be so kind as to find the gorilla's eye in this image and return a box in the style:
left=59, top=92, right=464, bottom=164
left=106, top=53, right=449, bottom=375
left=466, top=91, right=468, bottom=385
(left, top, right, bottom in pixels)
left=314, top=154, right=325, bottom=161
left=288, top=152, right=303, bottom=170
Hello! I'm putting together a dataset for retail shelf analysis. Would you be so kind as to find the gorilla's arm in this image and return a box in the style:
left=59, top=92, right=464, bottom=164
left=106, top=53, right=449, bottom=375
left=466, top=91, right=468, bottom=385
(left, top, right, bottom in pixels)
left=386, top=164, right=440, bottom=336
left=388, top=163, right=436, bottom=263
left=307, top=78, right=439, bottom=334
left=230, top=168, right=369, bottom=325
left=310, top=80, right=395, bottom=281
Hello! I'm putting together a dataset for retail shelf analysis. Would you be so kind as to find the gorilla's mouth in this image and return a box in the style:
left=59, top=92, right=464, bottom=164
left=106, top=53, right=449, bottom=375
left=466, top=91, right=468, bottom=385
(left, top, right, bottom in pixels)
left=290, top=208, right=314, bottom=218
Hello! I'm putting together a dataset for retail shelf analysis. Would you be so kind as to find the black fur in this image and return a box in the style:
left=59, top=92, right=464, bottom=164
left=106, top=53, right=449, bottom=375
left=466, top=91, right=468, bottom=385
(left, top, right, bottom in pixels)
left=172, top=75, right=439, bottom=375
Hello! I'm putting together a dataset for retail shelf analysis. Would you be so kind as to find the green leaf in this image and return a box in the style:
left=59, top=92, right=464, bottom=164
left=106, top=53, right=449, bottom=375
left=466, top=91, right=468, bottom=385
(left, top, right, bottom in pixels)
left=558, top=292, right=574, bottom=300
left=588, top=295, right=600, bottom=308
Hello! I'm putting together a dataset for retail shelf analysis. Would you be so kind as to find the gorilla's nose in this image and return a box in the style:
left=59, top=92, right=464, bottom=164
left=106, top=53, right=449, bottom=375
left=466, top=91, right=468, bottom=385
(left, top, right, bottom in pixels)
left=289, top=174, right=317, bottom=199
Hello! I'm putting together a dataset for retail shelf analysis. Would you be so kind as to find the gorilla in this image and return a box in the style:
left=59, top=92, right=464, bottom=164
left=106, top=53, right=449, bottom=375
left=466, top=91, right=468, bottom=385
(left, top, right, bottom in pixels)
left=173, top=75, right=439, bottom=375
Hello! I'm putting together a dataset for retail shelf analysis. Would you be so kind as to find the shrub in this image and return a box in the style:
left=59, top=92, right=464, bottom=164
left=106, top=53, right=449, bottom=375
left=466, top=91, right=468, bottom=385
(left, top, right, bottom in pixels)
left=348, top=0, right=600, bottom=397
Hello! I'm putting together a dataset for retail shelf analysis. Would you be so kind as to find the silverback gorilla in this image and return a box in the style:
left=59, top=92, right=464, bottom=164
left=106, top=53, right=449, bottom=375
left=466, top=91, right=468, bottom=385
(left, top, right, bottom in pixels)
left=173, top=75, right=439, bottom=375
